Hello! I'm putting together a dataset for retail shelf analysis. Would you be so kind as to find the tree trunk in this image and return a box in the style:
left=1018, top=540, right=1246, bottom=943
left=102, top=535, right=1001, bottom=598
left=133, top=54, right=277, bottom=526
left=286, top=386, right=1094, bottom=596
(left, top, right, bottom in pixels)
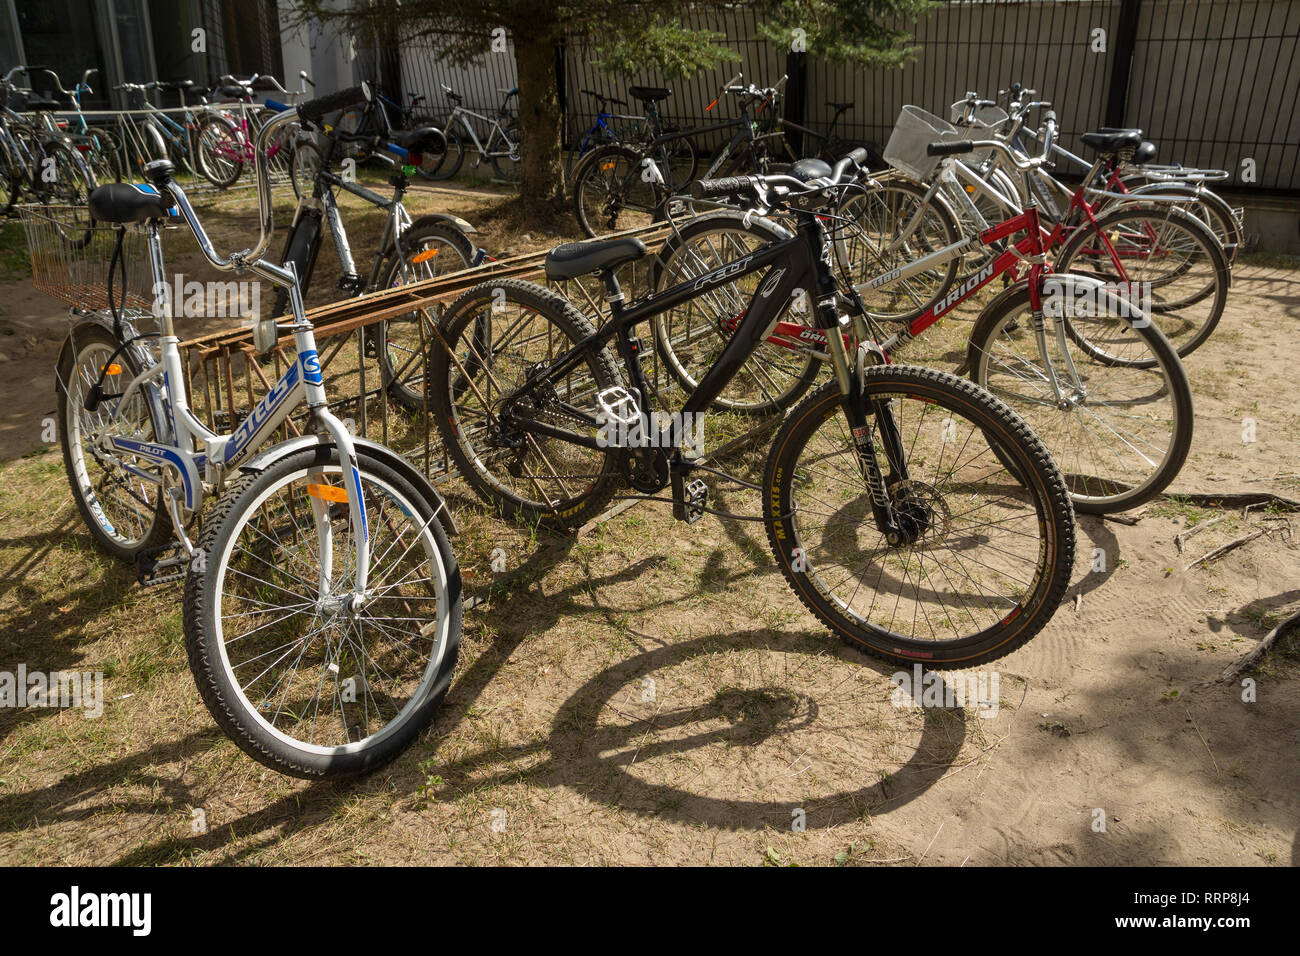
left=513, top=30, right=565, bottom=216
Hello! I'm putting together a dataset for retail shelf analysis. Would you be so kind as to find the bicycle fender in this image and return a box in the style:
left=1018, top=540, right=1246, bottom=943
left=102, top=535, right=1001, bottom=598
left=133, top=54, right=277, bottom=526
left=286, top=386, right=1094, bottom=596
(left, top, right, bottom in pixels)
left=237, top=435, right=458, bottom=536
left=410, top=212, right=476, bottom=234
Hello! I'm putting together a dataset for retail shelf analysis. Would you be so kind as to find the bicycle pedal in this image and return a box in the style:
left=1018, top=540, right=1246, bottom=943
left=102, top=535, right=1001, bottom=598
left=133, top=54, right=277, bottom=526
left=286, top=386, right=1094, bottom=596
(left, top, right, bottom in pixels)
left=135, top=543, right=186, bottom=588
left=595, top=386, right=641, bottom=431
left=672, top=477, right=708, bottom=524
left=338, top=273, right=364, bottom=293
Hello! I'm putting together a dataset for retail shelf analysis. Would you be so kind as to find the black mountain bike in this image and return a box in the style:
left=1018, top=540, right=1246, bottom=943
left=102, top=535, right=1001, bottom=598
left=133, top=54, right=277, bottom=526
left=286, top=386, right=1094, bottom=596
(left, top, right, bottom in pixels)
left=429, top=150, right=1076, bottom=667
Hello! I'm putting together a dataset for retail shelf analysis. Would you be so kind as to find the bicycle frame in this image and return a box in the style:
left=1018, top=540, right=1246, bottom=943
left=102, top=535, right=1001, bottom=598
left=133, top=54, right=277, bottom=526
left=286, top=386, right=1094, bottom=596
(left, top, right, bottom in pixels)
left=483, top=208, right=929, bottom=536
left=80, top=110, right=375, bottom=587
left=446, top=105, right=513, bottom=160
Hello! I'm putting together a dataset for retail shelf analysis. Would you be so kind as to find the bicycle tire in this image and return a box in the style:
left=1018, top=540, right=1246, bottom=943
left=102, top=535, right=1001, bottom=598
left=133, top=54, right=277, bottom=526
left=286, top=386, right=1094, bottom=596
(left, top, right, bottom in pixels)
left=375, top=219, right=477, bottom=410
left=430, top=278, right=623, bottom=530
left=571, top=143, right=662, bottom=237
left=764, top=366, right=1075, bottom=667
left=195, top=114, right=244, bottom=188
left=1055, top=204, right=1230, bottom=361
left=183, top=443, right=462, bottom=779
left=425, top=129, right=464, bottom=181
left=57, top=320, right=172, bottom=560
left=966, top=275, right=1194, bottom=513
left=836, top=176, right=961, bottom=323
left=648, top=210, right=819, bottom=415
left=490, top=119, right=522, bottom=184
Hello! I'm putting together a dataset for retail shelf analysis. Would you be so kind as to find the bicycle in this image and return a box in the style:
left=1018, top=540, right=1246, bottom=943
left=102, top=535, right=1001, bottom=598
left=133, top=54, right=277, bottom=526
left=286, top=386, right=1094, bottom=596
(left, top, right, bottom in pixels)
left=426, top=149, right=1077, bottom=666
left=647, top=128, right=1195, bottom=514
left=424, top=84, right=520, bottom=183
left=272, top=98, right=478, bottom=410
left=0, top=66, right=97, bottom=211
left=27, top=66, right=123, bottom=184
left=39, top=84, right=462, bottom=778
left=334, top=82, right=445, bottom=180
left=191, top=73, right=312, bottom=189
left=112, top=80, right=217, bottom=182
left=567, top=86, right=698, bottom=189
left=569, top=74, right=789, bottom=237
left=850, top=97, right=1230, bottom=360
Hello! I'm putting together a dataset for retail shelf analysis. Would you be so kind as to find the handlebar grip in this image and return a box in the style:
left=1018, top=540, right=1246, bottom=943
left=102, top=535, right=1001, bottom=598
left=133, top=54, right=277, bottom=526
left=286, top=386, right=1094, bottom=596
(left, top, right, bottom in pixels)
left=298, top=84, right=369, bottom=126
left=690, top=176, right=753, bottom=200
left=264, top=99, right=290, bottom=113
left=926, top=141, right=975, bottom=157
left=1044, top=110, right=1057, bottom=125
left=383, top=142, right=408, bottom=159
left=844, top=146, right=869, bottom=167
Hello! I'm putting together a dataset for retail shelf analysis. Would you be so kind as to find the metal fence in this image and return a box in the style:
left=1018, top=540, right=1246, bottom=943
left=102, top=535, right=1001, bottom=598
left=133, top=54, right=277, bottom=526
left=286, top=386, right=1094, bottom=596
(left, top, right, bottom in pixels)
left=381, top=0, right=1299, bottom=195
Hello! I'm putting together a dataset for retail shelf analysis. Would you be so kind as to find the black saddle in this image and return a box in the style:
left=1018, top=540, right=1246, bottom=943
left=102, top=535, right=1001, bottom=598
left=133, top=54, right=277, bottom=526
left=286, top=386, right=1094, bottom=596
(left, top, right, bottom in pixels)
left=544, top=238, right=647, bottom=281
left=1082, top=128, right=1144, bottom=154
left=825, top=101, right=855, bottom=112
left=390, top=126, right=444, bottom=153
left=628, top=85, right=671, bottom=104
left=1133, top=141, right=1158, bottom=165
left=89, top=183, right=174, bottom=223
left=157, top=79, right=194, bottom=91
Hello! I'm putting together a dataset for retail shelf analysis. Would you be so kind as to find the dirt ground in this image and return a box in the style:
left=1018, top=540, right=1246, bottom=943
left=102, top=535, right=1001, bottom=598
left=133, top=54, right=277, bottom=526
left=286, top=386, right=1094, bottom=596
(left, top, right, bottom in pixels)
left=0, top=181, right=1296, bottom=866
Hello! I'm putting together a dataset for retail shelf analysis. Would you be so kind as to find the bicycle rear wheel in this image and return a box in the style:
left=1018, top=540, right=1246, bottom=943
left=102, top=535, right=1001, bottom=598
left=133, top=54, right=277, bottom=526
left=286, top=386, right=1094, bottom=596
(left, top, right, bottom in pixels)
left=430, top=279, right=623, bottom=530
left=57, top=321, right=172, bottom=560
left=571, top=144, right=661, bottom=237
left=195, top=114, right=244, bottom=188
left=835, top=177, right=960, bottom=323
left=183, top=443, right=462, bottom=779
left=764, top=366, right=1075, bottom=667
left=375, top=219, right=476, bottom=410
left=1055, top=204, right=1230, bottom=361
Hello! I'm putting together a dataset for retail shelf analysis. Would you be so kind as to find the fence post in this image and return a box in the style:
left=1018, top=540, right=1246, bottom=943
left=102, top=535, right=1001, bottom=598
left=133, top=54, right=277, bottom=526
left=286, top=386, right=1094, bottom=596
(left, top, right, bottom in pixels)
left=1104, top=0, right=1142, bottom=128
left=784, top=49, right=808, bottom=156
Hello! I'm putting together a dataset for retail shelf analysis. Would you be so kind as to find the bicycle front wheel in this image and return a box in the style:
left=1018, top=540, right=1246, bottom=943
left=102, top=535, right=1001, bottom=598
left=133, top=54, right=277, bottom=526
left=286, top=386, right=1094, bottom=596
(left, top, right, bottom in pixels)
left=183, top=443, right=463, bottom=779
left=967, top=276, right=1194, bottom=513
left=649, top=211, right=819, bottom=415
left=764, top=366, right=1075, bottom=667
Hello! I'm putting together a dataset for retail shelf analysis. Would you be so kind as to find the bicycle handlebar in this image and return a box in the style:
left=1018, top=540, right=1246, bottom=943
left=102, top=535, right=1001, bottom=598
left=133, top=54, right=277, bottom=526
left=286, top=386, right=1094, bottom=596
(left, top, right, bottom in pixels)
left=690, top=147, right=868, bottom=203
left=927, top=112, right=1057, bottom=170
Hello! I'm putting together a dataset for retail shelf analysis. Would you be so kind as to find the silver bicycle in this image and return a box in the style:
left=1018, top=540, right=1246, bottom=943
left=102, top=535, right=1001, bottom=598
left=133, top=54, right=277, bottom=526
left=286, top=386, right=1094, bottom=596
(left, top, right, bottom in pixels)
left=425, top=84, right=521, bottom=182
left=43, top=85, right=462, bottom=778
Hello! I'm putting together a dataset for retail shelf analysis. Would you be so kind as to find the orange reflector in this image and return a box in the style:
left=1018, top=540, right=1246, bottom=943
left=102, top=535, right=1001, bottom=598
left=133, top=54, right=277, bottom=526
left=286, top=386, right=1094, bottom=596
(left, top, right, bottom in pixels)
left=101, top=363, right=122, bottom=375
left=600, top=161, right=615, bottom=171
left=705, top=97, right=719, bottom=111
left=307, top=483, right=349, bottom=503
left=411, top=248, right=438, bottom=264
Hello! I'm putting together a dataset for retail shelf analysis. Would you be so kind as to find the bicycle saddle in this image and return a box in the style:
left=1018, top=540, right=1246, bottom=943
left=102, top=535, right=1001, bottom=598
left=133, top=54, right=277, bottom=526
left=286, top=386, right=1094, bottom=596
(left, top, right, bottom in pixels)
left=628, top=85, right=671, bottom=103
left=88, top=182, right=175, bottom=223
left=1082, top=129, right=1143, bottom=153
left=157, top=80, right=194, bottom=91
left=825, top=101, right=855, bottom=112
left=544, top=237, right=647, bottom=280
left=389, top=126, right=444, bottom=152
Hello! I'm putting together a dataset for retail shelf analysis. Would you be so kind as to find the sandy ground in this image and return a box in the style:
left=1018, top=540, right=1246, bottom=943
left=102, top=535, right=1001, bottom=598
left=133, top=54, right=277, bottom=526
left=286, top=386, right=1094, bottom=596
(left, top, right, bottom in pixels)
left=0, top=183, right=1295, bottom=866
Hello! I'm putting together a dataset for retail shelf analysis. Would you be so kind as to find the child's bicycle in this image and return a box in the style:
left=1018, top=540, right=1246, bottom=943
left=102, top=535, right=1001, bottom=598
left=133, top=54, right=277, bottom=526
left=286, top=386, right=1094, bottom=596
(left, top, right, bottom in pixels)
left=26, top=84, right=463, bottom=779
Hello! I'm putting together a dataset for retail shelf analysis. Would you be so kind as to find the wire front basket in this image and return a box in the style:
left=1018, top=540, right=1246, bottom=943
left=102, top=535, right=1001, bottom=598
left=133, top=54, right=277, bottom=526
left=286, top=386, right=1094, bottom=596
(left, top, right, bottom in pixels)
left=16, top=204, right=155, bottom=312
left=883, top=105, right=961, bottom=181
